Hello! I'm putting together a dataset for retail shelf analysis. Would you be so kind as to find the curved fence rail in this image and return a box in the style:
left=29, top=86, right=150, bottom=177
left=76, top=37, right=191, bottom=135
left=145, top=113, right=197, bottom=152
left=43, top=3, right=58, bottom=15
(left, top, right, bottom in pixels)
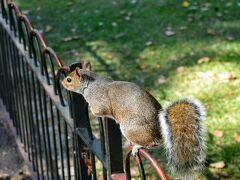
left=0, top=0, right=169, bottom=179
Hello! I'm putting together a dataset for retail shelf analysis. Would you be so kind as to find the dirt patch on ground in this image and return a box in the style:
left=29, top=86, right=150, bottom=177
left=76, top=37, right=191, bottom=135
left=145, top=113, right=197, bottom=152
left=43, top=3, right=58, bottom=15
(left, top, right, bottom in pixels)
left=0, top=101, right=32, bottom=180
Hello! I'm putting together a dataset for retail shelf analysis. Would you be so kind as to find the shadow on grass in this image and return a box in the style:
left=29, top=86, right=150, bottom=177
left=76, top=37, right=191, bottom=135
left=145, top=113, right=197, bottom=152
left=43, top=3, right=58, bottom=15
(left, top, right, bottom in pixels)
left=16, top=0, right=240, bottom=84
left=205, top=133, right=240, bottom=179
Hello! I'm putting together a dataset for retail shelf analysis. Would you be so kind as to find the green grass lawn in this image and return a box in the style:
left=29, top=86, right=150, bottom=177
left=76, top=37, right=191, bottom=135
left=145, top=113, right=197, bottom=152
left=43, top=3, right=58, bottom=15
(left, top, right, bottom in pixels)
left=15, top=0, right=240, bottom=179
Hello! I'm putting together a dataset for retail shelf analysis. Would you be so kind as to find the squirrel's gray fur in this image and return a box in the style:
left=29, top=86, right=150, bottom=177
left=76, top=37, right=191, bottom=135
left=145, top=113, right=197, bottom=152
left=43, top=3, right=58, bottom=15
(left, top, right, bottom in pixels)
left=62, top=63, right=207, bottom=178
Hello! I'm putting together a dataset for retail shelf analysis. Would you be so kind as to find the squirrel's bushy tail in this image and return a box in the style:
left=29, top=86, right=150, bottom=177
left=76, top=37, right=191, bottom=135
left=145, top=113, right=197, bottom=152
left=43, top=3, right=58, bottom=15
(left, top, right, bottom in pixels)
left=159, top=98, right=206, bottom=175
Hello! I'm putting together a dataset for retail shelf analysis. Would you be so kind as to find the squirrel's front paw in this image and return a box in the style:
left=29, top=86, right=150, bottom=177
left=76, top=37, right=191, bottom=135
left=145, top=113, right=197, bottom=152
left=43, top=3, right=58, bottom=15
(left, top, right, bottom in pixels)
left=131, top=144, right=142, bottom=156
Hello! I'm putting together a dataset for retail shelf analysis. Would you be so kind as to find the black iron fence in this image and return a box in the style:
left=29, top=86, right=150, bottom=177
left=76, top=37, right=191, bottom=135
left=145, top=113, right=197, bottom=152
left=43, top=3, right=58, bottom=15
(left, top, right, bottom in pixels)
left=0, top=1, right=168, bottom=179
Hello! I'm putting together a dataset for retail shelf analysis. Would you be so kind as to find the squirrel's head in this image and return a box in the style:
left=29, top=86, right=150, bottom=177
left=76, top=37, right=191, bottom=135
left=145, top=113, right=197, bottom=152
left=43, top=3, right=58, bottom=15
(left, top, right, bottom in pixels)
left=62, top=61, right=96, bottom=93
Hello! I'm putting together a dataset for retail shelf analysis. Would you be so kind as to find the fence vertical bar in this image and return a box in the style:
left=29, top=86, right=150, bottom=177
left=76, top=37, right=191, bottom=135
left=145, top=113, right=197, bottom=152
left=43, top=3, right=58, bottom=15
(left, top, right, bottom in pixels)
left=31, top=73, right=44, bottom=179
left=37, top=83, right=50, bottom=179
left=104, top=118, right=125, bottom=179
left=98, top=118, right=107, bottom=180
left=49, top=99, right=60, bottom=179
left=43, top=91, right=54, bottom=180
left=56, top=109, right=65, bottom=180
left=70, top=91, right=91, bottom=180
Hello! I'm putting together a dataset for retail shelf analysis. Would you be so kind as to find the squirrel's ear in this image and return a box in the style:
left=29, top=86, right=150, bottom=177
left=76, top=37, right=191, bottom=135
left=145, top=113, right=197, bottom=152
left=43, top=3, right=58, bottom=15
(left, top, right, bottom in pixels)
left=75, top=67, right=84, bottom=81
left=83, top=60, right=92, bottom=71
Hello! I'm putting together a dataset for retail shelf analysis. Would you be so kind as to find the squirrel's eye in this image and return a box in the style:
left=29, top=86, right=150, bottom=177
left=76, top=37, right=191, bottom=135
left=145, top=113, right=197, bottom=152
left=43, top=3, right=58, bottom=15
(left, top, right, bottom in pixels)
left=67, top=77, right=72, bottom=83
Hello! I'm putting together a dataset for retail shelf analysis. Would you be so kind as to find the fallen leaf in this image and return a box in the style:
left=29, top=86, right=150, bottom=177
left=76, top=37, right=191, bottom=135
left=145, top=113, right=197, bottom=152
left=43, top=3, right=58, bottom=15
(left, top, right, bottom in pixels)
left=67, top=2, right=73, bottom=6
left=131, top=0, right=137, bottom=4
left=219, top=73, right=237, bottom=81
left=210, top=161, right=225, bottom=169
left=207, top=29, right=216, bottom=36
left=187, top=16, right=193, bottom=22
left=226, top=2, right=232, bottom=7
left=182, top=1, right=190, bottom=8
left=215, top=140, right=221, bottom=145
left=197, top=56, right=210, bottom=64
left=115, top=32, right=125, bottom=39
left=140, top=63, right=148, bottom=70
left=189, top=5, right=199, bottom=11
left=180, top=26, right=188, bottom=31
left=217, top=12, right=223, bottom=17
left=201, top=6, right=209, bottom=12
left=111, top=22, right=117, bottom=27
left=189, top=51, right=195, bottom=56
left=111, top=1, right=117, bottom=5
left=234, top=134, right=240, bottom=142
left=197, top=71, right=213, bottom=79
left=98, top=22, right=103, bottom=26
left=71, top=28, right=77, bottom=32
left=165, top=30, right=176, bottom=36
left=62, top=36, right=80, bottom=42
left=145, top=41, right=152, bottom=46
left=212, top=130, right=224, bottom=138
left=226, top=35, right=234, bottom=41
left=94, top=9, right=100, bottom=14
left=120, top=10, right=125, bottom=15
left=158, top=75, right=167, bottom=84
left=176, top=66, right=185, bottom=73
left=155, top=63, right=161, bottom=69
left=125, top=16, right=131, bottom=21
left=45, top=25, right=53, bottom=32
left=160, top=43, right=166, bottom=48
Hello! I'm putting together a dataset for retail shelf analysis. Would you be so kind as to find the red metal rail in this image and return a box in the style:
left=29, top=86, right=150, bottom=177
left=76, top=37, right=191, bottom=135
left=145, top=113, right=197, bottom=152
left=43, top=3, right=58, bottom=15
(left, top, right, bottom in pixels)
left=124, top=145, right=168, bottom=180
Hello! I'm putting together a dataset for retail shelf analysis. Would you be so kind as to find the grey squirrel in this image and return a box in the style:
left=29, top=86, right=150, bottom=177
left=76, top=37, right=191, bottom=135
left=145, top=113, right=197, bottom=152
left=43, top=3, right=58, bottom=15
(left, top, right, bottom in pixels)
left=62, top=61, right=206, bottom=177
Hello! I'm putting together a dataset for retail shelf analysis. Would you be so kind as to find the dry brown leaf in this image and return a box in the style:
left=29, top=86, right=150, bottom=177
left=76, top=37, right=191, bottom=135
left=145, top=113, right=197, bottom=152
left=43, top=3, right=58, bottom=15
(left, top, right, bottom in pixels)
left=158, top=75, right=167, bottom=84
left=115, top=33, right=125, bottom=39
left=210, top=161, right=225, bottom=169
left=207, top=29, right=216, bottom=36
left=71, top=28, right=77, bottom=32
left=226, top=35, right=234, bottom=41
left=45, top=25, right=53, bottom=32
left=234, top=134, right=240, bottom=142
left=67, top=2, right=73, bottom=6
left=165, top=30, right=176, bottom=36
left=140, top=64, right=148, bottom=70
left=212, top=130, right=223, bottom=138
left=145, top=41, right=152, bottom=46
left=176, top=66, right=185, bottom=73
left=155, top=63, right=161, bottom=69
left=219, top=73, right=237, bottom=81
left=125, top=16, right=131, bottom=21
left=180, top=26, right=188, bottom=31
left=217, top=12, right=223, bottom=17
left=198, top=56, right=210, bottom=64
left=62, top=36, right=80, bottom=42
left=111, top=22, right=117, bottom=27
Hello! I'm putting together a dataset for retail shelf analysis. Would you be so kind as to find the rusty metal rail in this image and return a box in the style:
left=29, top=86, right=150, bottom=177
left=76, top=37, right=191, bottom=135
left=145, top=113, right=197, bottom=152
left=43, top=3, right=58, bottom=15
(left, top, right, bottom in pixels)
left=0, top=0, right=168, bottom=179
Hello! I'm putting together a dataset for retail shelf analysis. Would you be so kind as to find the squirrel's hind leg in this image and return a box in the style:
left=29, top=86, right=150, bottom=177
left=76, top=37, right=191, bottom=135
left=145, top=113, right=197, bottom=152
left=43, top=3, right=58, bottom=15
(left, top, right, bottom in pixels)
left=132, top=144, right=143, bottom=156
